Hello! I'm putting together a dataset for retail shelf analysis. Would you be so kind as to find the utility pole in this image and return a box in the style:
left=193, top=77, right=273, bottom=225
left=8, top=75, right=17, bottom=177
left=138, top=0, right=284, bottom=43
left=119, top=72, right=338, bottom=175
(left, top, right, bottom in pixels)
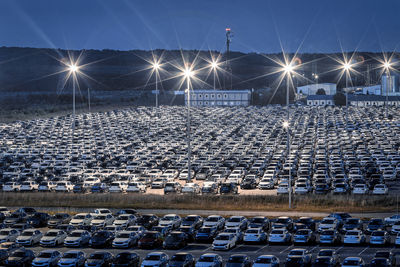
left=225, top=28, right=233, bottom=90
left=88, top=87, right=91, bottom=113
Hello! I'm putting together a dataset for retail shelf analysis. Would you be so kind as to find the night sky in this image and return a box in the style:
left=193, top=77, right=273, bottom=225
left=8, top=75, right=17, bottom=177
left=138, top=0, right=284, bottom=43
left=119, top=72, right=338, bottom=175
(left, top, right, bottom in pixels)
left=0, top=0, right=399, bottom=53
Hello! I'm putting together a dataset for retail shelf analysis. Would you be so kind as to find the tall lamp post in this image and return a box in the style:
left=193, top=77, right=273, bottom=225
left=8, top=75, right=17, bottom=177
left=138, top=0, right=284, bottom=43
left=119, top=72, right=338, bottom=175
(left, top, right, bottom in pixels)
left=68, top=64, right=80, bottom=132
left=342, top=62, right=352, bottom=125
left=184, top=67, right=194, bottom=183
left=283, top=63, right=294, bottom=209
left=152, top=62, right=160, bottom=118
left=211, top=61, right=218, bottom=91
left=383, top=61, right=391, bottom=118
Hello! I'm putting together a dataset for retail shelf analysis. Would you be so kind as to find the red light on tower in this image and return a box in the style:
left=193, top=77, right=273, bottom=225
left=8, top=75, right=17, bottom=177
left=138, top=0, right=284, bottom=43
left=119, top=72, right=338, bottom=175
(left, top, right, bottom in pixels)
left=226, top=28, right=231, bottom=32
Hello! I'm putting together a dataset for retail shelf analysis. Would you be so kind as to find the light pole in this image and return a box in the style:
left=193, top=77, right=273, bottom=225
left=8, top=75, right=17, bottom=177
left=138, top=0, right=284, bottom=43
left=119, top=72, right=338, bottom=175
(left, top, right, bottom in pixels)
left=383, top=61, right=391, bottom=118
left=68, top=64, right=79, bottom=132
left=342, top=63, right=352, bottom=125
left=211, top=61, right=218, bottom=91
left=153, top=62, right=160, bottom=118
left=283, top=63, right=294, bottom=209
left=184, top=67, right=194, bottom=183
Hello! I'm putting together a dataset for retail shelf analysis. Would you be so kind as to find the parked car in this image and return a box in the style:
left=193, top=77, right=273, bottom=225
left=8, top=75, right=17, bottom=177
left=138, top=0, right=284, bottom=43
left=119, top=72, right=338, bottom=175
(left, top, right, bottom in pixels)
left=57, top=250, right=86, bottom=267
left=163, top=231, right=188, bottom=249
left=40, top=230, right=67, bottom=247
left=169, top=253, right=195, bottom=267
left=84, top=251, right=113, bottom=267
left=253, top=255, right=280, bottom=267
left=212, top=233, right=237, bottom=250
left=112, top=231, right=138, bottom=248
left=64, top=230, right=91, bottom=247
left=32, top=249, right=62, bottom=267
left=195, top=253, right=223, bottom=267
left=89, top=231, right=114, bottom=248
left=141, top=252, right=169, bottom=267
left=5, top=248, right=35, bottom=267
left=48, top=214, right=71, bottom=228
left=16, top=229, right=43, bottom=246
left=226, top=254, right=251, bottom=267
left=341, top=257, right=365, bottom=267
left=138, top=231, right=163, bottom=249
left=111, top=252, right=140, bottom=267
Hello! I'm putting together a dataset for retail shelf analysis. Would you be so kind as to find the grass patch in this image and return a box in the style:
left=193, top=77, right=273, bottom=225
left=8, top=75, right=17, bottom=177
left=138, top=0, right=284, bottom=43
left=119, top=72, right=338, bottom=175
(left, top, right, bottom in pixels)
left=0, top=192, right=396, bottom=213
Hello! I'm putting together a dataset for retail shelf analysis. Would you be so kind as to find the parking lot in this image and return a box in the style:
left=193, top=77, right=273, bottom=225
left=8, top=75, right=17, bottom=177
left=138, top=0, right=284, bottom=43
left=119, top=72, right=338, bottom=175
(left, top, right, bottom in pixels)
left=1, top=206, right=400, bottom=266
left=0, top=105, right=399, bottom=198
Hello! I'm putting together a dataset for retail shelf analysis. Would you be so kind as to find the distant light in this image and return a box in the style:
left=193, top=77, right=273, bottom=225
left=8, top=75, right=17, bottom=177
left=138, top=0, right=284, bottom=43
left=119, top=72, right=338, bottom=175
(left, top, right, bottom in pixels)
left=283, top=121, right=289, bottom=128
left=153, top=62, right=160, bottom=70
left=211, top=61, right=218, bottom=69
left=343, top=63, right=351, bottom=71
left=69, top=64, right=79, bottom=73
left=383, top=61, right=391, bottom=70
left=283, top=63, right=294, bottom=74
left=184, top=68, right=193, bottom=78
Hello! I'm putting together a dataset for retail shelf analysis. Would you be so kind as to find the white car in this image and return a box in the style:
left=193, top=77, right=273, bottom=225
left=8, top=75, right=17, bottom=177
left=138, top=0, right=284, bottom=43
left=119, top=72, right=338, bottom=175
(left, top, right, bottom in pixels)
left=372, top=184, right=388, bottom=195
left=113, top=214, right=137, bottom=228
left=352, top=184, right=369, bottom=195
left=0, top=228, right=19, bottom=243
left=203, top=215, right=225, bottom=229
left=16, top=229, right=43, bottom=246
left=294, top=183, right=311, bottom=194
left=253, top=255, right=280, bottom=267
left=277, top=184, right=290, bottom=194
left=343, top=230, right=366, bottom=245
left=69, top=213, right=93, bottom=227
left=109, top=181, right=128, bottom=193
left=258, top=179, right=274, bottom=190
left=112, top=231, right=138, bottom=248
left=92, top=209, right=112, bottom=215
left=55, top=182, right=74, bottom=192
left=40, top=230, right=67, bottom=247
left=2, top=182, right=20, bottom=192
left=212, top=233, right=237, bottom=250
left=318, top=217, right=338, bottom=232
left=158, top=214, right=182, bottom=229
left=126, top=182, right=146, bottom=193
left=268, top=229, right=291, bottom=244
left=90, top=214, right=114, bottom=228
left=225, top=216, right=248, bottom=230
left=182, top=183, right=201, bottom=194
left=243, top=228, right=267, bottom=243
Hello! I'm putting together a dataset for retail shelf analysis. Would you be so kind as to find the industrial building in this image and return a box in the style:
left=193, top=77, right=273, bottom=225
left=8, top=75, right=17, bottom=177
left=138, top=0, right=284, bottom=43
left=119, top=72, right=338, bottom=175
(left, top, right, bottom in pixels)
left=382, top=74, right=400, bottom=96
left=306, top=95, right=334, bottom=106
left=185, top=89, right=251, bottom=107
left=297, top=83, right=337, bottom=96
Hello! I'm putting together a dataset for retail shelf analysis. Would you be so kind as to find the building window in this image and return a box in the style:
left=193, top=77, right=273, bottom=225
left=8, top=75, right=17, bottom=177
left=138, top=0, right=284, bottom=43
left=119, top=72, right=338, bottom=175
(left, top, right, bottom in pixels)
left=223, top=94, right=228, bottom=99
left=217, top=94, right=222, bottom=99
left=204, top=94, right=209, bottom=99
left=198, top=94, right=203, bottom=99
left=211, top=94, right=215, bottom=99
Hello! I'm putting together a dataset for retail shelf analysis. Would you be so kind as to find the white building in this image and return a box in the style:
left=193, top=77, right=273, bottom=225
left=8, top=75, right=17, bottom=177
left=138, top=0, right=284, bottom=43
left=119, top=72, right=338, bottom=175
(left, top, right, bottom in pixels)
left=348, top=95, right=400, bottom=107
left=297, top=83, right=337, bottom=96
left=306, top=95, right=334, bottom=106
left=184, top=90, right=251, bottom=107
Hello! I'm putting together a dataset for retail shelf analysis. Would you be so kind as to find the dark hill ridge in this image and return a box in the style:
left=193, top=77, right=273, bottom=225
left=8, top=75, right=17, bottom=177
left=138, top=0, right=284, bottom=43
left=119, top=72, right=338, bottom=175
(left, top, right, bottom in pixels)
left=0, top=47, right=394, bottom=94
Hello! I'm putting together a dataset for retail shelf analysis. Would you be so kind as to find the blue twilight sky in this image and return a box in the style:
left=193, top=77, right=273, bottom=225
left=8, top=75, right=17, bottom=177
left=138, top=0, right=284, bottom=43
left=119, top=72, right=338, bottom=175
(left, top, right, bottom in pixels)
left=0, top=0, right=399, bottom=53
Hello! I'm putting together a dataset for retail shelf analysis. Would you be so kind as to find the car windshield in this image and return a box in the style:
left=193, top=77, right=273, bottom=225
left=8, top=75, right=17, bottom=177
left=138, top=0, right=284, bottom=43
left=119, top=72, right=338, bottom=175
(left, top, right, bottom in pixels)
left=297, top=230, right=309, bottom=235
left=12, top=251, right=26, bottom=257
left=69, top=232, right=83, bottom=237
left=163, top=216, right=175, bottom=221
left=319, top=250, right=333, bottom=256
left=343, top=260, right=361, bottom=265
left=206, top=217, right=219, bottom=222
left=271, top=230, right=283, bottom=234
left=145, top=255, right=160, bottom=260
left=38, top=252, right=53, bottom=258
left=215, top=235, right=230, bottom=240
left=0, top=231, right=10, bottom=235
left=143, top=233, right=157, bottom=238
left=63, top=253, right=78, bottom=259
left=171, top=255, right=187, bottom=261
left=116, top=233, right=131, bottom=238
left=199, top=256, right=214, bottom=262
left=116, top=253, right=131, bottom=260
left=255, top=257, right=273, bottom=263
left=45, top=232, right=58, bottom=236
left=372, top=231, right=385, bottom=236
left=90, top=253, right=105, bottom=259
left=228, top=217, right=241, bottom=222
left=22, top=231, right=34, bottom=236
left=289, top=251, right=304, bottom=256
left=74, top=215, right=85, bottom=219
left=228, top=256, right=245, bottom=263
left=199, top=228, right=211, bottom=233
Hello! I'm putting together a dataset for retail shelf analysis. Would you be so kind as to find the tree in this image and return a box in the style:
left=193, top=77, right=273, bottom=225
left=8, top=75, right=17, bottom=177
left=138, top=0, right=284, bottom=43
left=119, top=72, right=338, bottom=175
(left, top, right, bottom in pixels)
left=333, top=92, right=346, bottom=106
left=316, top=88, right=326, bottom=95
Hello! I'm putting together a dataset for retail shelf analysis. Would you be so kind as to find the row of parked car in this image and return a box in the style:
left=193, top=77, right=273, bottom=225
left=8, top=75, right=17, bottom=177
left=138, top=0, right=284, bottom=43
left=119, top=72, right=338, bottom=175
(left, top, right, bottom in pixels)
left=0, top=106, right=400, bottom=196
left=0, top=248, right=396, bottom=267
left=3, top=207, right=400, bottom=250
